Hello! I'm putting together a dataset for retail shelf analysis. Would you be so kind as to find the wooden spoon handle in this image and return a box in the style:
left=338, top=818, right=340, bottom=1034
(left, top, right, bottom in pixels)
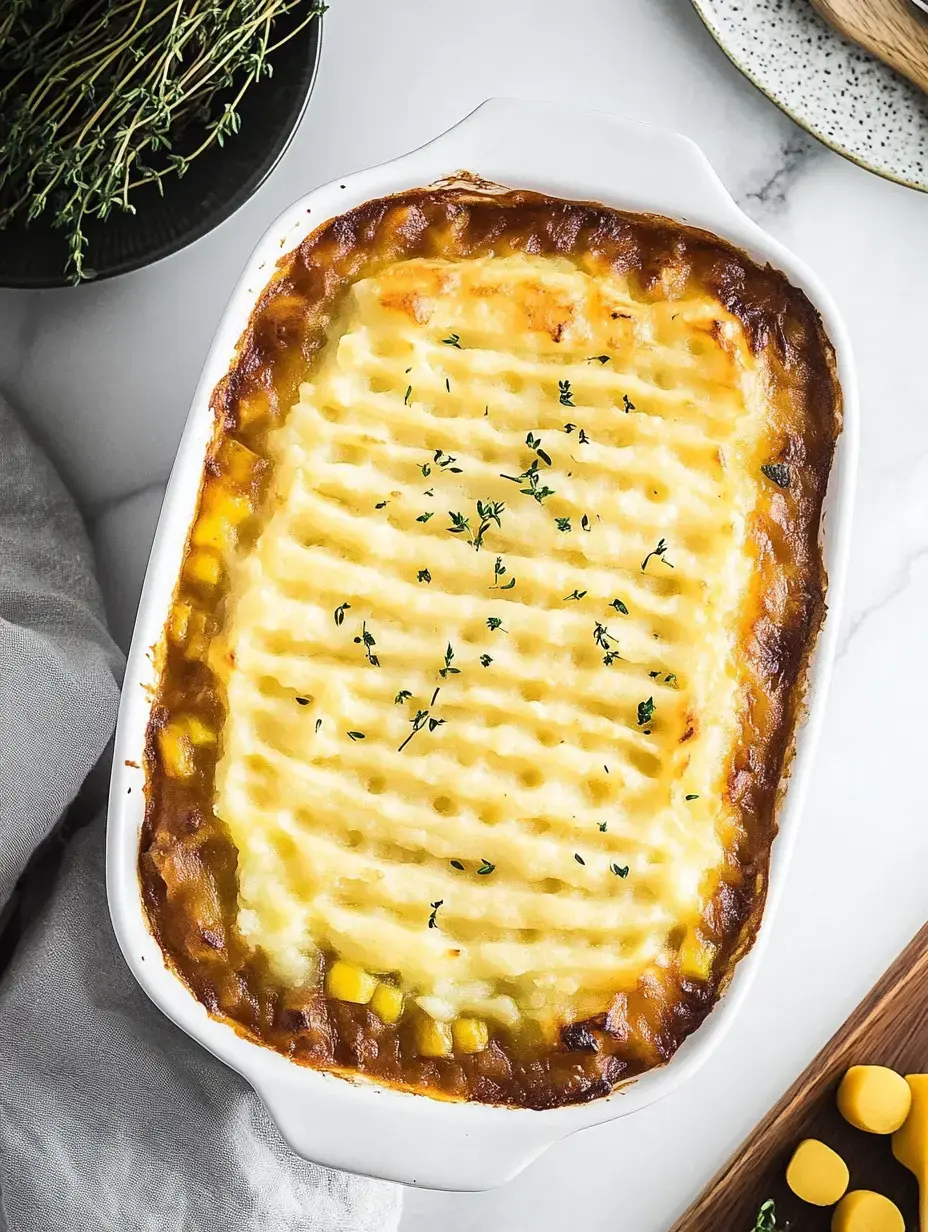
left=809, top=0, right=928, bottom=96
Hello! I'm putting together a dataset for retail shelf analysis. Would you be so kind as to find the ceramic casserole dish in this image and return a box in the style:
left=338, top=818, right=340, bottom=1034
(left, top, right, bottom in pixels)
left=107, top=97, right=858, bottom=1190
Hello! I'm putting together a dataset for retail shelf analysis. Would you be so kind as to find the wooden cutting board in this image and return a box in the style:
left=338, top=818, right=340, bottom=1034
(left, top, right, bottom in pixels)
left=671, top=922, right=928, bottom=1231
left=810, top=0, right=928, bottom=96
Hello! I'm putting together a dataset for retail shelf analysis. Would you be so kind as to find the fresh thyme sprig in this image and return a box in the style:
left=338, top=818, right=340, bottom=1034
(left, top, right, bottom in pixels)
left=501, top=458, right=555, bottom=505
left=353, top=621, right=380, bottom=667
left=0, top=0, right=326, bottom=282
left=491, top=556, right=516, bottom=589
left=398, top=686, right=445, bottom=752
left=525, top=432, right=552, bottom=467
left=441, top=333, right=462, bottom=348
left=641, top=537, right=674, bottom=572
left=558, top=379, right=575, bottom=407
left=439, top=643, right=460, bottom=678
left=427, top=899, right=443, bottom=928
left=447, top=500, right=504, bottom=551
left=433, top=449, right=462, bottom=473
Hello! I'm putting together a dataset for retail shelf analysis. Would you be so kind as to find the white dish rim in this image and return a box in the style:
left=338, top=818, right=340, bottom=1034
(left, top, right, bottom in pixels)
left=106, top=96, right=859, bottom=1191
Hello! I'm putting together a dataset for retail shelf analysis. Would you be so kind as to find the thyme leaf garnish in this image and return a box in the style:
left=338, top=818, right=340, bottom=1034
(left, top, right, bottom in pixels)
left=491, top=556, right=516, bottom=589
left=637, top=697, right=655, bottom=727
left=398, top=688, right=445, bottom=752
left=434, top=449, right=462, bottom=473
left=439, top=643, right=460, bottom=678
left=447, top=500, right=504, bottom=550
left=394, top=690, right=412, bottom=705
left=564, top=590, right=587, bottom=601
left=347, top=731, right=366, bottom=741
left=416, top=511, right=435, bottom=523
left=610, top=599, right=629, bottom=615
left=558, top=379, right=575, bottom=407
left=417, top=568, right=432, bottom=583
left=479, top=654, right=493, bottom=667
left=427, top=900, right=443, bottom=929
left=486, top=616, right=507, bottom=632
left=641, top=537, right=674, bottom=571
left=334, top=602, right=351, bottom=626
left=477, top=859, right=496, bottom=876
left=761, top=462, right=791, bottom=489
left=555, top=517, right=572, bottom=533
left=610, top=863, right=630, bottom=878
left=442, top=333, right=462, bottom=348
left=526, top=432, right=552, bottom=467
left=353, top=621, right=380, bottom=667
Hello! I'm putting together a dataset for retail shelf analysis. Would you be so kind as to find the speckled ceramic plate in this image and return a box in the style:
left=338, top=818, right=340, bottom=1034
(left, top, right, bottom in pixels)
left=692, top=0, right=928, bottom=192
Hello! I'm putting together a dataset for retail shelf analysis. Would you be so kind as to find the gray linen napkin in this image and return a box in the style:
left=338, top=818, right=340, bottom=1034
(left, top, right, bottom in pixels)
left=0, top=396, right=402, bottom=1232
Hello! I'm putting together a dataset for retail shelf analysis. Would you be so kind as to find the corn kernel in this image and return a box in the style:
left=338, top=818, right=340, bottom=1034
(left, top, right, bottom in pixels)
left=679, top=929, right=716, bottom=981
left=217, top=438, right=260, bottom=485
left=183, top=549, right=221, bottom=589
left=169, top=602, right=193, bottom=645
left=184, top=633, right=209, bottom=663
left=325, top=960, right=377, bottom=1005
left=203, top=486, right=252, bottom=525
left=370, top=983, right=404, bottom=1025
left=452, top=1017, right=489, bottom=1054
left=157, top=723, right=196, bottom=779
left=191, top=512, right=231, bottom=553
left=237, top=392, right=270, bottom=428
left=416, top=1018, right=453, bottom=1058
left=183, top=715, right=215, bottom=746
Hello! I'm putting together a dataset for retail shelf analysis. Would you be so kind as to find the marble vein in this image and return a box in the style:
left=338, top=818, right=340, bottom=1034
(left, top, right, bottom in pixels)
left=736, top=132, right=819, bottom=219
left=834, top=543, right=928, bottom=665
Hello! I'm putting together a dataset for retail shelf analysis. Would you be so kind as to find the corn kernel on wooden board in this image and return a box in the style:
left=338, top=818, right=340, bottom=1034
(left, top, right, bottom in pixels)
left=670, top=921, right=928, bottom=1231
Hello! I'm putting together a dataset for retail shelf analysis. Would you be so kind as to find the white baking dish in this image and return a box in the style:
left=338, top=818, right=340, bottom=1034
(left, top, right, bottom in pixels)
left=106, top=97, right=858, bottom=1191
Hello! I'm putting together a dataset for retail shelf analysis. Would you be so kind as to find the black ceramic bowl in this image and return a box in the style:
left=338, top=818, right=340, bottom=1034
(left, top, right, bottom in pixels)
left=0, top=10, right=323, bottom=289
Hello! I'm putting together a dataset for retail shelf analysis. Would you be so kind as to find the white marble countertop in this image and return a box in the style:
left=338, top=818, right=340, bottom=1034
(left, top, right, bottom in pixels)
left=3, top=1, right=926, bottom=1228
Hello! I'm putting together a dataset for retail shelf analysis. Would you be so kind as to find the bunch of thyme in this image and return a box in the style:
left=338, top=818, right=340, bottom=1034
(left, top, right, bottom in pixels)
left=0, top=0, right=325, bottom=281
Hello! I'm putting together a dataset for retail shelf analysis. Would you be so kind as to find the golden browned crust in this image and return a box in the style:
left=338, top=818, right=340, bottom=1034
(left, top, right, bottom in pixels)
left=138, top=184, right=841, bottom=1108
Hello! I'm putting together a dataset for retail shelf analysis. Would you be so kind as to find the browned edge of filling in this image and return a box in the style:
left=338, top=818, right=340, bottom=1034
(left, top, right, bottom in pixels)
left=137, top=182, right=842, bottom=1109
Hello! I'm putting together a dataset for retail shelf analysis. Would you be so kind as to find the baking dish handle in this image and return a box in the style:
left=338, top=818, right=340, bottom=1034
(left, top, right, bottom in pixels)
left=254, top=1070, right=563, bottom=1191
left=418, top=96, right=745, bottom=230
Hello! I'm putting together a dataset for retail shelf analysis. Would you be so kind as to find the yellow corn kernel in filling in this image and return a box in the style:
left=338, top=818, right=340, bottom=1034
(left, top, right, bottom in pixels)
left=679, top=929, right=716, bottom=981
left=217, top=438, right=261, bottom=485
left=370, top=983, right=404, bottom=1024
left=183, top=716, right=215, bottom=746
left=417, top=1018, right=453, bottom=1058
left=325, top=960, right=377, bottom=1005
left=157, top=723, right=196, bottom=780
left=452, top=1018, right=489, bottom=1054
left=183, top=548, right=221, bottom=589
left=169, top=602, right=193, bottom=645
